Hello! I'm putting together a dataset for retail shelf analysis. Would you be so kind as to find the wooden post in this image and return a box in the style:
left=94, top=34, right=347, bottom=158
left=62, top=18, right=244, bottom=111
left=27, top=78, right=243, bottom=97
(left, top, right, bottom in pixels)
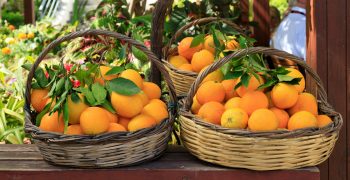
left=24, top=0, right=35, bottom=24
left=150, top=0, right=173, bottom=86
left=240, top=0, right=249, bottom=25
left=252, top=0, right=270, bottom=46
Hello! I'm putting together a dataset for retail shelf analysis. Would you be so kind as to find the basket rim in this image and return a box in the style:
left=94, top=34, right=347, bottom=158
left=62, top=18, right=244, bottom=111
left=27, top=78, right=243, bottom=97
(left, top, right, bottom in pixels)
left=24, top=29, right=177, bottom=143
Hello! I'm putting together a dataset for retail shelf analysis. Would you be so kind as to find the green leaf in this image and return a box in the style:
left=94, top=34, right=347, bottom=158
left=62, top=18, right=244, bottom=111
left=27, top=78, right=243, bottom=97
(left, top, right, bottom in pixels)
left=51, top=91, right=68, bottom=112
left=21, top=64, right=33, bottom=71
left=31, top=82, right=41, bottom=89
left=241, top=73, right=250, bottom=87
left=258, top=79, right=278, bottom=90
left=102, top=101, right=116, bottom=114
left=125, top=63, right=138, bottom=70
left=108, top=77, right=141, bottom=96
left=70, top=92, right=80, bottom=103
left=35, top=102, right=51, bottom=126
left=55, top=78, right=65, bottom=95
left=286, top=77, right=302, bottom=85
left=65, top=78, right=72, bottom=91
left=277, top=74, right=295, bottom=82
left=276, top=67, right=290, bottom=75
left=105, top=66, right=124, bottom=76
left=63, top=100, right=69, bottom=133
left=132, top=46, right=148, bottom=62
left=234, top=81, right=242, bottom=90
left=190, top=34, right=205, bottom=48
left=34, top=68, right=49, bottom=88
left=74, top=87, right=96, bottom=106
left=92, top=83, right=107, bottom=104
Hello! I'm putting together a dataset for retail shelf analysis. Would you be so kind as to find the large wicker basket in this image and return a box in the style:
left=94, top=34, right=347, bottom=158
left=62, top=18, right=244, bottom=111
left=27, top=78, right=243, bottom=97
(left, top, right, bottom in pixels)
left=163, top=17, right=246, bottom=97
left=24, top=29, right=177, bottom=168
left=179, top=47, right=343, bottom=170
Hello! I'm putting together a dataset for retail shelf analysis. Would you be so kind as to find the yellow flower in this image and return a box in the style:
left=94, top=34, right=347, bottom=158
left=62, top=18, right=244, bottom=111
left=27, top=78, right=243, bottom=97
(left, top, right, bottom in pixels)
left=27, top=32, right=35, bottom=39
left=1, top=47, right=11, bottom=55
left=5, top=37, right=15, bottom=44
left=18, top=33, right=27, bottom=40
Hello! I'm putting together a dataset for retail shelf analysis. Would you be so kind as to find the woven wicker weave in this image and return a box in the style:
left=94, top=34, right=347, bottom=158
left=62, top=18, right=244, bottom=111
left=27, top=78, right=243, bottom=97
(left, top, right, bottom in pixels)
left=163, top=17, right=246, bottom=97
left=24, top=29, right=177, bottom=168
left=179, top=47, right=343, bottom=170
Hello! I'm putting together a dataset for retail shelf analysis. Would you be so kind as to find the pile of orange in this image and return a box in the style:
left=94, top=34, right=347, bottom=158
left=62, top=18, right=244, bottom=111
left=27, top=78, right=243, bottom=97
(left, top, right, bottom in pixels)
left=32, top=66, right=168, bottom=135
left=191, top=68, right=332, bottom=131
left=169, top=35, right=239, bottom=73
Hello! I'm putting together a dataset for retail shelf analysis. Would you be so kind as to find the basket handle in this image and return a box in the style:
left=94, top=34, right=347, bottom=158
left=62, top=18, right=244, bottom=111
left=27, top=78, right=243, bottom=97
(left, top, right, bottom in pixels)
left=163, top=17, right=246, bottom=58
left=183, top=47, right=329, bottom=111
left=24, top=29, right=177, bottom=125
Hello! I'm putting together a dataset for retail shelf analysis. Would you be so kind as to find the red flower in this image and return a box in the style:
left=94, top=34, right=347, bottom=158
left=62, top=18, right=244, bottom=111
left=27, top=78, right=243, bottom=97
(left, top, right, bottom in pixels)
left=45, top=71, right=49, bottom=79
left=144, top=40, right=151, bottom=48
left=71, top=79, right=81, bottom=88
left=64, top=64, right=73, bottom=72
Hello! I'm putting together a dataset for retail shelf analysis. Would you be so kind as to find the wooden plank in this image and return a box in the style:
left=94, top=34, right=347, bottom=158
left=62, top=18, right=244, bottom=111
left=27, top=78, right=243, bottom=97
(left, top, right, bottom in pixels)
left=347, top=0, right=350, bottom=178
left=252, top=0, right=270, bottom=46
left=24, top=0, right=35, bottom=24
left=326, top=0, right=347, bottom=180
left=306, top=1, right=329, bottom=179
left=240, top=0, right=249, bottom=25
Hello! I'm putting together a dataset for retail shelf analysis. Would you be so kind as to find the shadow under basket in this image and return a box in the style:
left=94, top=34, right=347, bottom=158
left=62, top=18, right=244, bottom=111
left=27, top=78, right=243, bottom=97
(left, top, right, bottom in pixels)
left=179, top=47, right=343, bottom=171
left=24, top=29, right=177, bottom=168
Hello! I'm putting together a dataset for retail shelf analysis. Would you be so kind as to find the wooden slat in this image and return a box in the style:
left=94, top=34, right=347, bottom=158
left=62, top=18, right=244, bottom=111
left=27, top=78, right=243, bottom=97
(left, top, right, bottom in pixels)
left=24, top=0, right=35, bottom=24
left=306, top=1, right=329, bottom=179
left=252, top=0, right=270, bottom=46
left=347, top=0, right=350, bottom=178
left=240, top=0, right=249, bottom=25
left=326, top=0, right=347, bottom=180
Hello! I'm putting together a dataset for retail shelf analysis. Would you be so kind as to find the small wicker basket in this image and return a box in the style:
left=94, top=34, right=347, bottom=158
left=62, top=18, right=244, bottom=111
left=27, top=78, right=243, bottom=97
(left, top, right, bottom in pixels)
left=163, top=17, right=246, bottom=97
left=24, top=29, right=177, bottom=168
left=179, top=47, right=343, bottom=170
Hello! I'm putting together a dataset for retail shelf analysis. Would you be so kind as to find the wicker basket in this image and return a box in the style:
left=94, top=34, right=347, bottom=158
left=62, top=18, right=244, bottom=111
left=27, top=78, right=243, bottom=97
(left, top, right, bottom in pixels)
left=179, top=47, right=343, bottom=170
left=24, top=29, right=177, bottom=168
left=163, top=17, right=246, bottom=97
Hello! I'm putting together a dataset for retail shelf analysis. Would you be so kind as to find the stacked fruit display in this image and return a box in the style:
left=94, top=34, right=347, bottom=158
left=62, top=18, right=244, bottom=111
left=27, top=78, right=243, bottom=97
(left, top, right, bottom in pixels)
left=30, top=62, right=168, bottom=136
left=190, top=66, right=332, bottom=131
left=169, top=34, right=240, bottom=72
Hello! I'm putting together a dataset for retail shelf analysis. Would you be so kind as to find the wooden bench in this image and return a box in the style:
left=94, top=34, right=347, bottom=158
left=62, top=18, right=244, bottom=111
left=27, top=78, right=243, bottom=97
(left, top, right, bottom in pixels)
left=0, top=144, right=320, bottom=180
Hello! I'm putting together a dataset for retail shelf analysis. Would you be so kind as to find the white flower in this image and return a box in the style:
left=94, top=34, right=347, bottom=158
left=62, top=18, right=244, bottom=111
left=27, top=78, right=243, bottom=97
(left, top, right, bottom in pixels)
left=5, top=37, right=15, bottom=44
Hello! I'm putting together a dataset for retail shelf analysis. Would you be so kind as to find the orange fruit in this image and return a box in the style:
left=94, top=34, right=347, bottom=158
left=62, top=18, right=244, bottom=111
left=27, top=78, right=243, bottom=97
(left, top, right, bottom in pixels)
left=224, top=97, right=241, bottom=110
left=65, top=124, right=83, bottom=135
left=8, top=25, right=15, bottom=30
left=1, top=47, right=11, bottom=55
left=178, top=37, right=203, bottom=60
left=191, top=95, right=202, bottom=114
left=169, top=55, right=189, bottom=68
left=240, top=91, right=268, bottom=115
left=149, top=99, right=167, bottom=109
left=286, top=68, right=305, bottom=93
left=80, top=107, right=110, bottom=135
left=288, top=111, right=317, bottom=130
left=317, top=115, right=332, bottom=128
left=67, top=93, right=89, bottom=124
left=31, top=89, right=50, bottom=112
left=226, top=39, right=240, bottom=50
left=199, top=66, right=224, bottom=83
left=119, top=69, right=144, bottom=89
left=128, top=114, right=157, bottom=131
left=142, top=82, right=161, bottom=100
left=248, top=109, right=278, bottom=131
left=221, top=79, right=239, bottom=101
left=196, top=81, right=225, bottom=104
left=191, top=49, right=214, bottom=73
left=271, top=83, right=298, bottom=109
left=100, top=65, right=118, bottom=80
left=204, top=35, right=222, bottom=54
left=198, top=102, right=225, bottom=125
left=270, top=107, right=289, bottom=128
left=118, top=117, right=130, bottom=130
left=111, top=92, right=144, bottom=118
left=108, top=123, right=127, bottom=132
left=142, top=101, right=169, bottom=124
left=221, top=108, right=248, bottom=129
left=288, top=93, right=318, bottom=116
left=39, top=112, right=64, bottom=133
left=178, top=63, right=194, bottom=71
left=137, top=92, right=149, bottom=106
left=104, top=109, right=119, bottom=123
left=236, top=75, right=264, bottom=97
